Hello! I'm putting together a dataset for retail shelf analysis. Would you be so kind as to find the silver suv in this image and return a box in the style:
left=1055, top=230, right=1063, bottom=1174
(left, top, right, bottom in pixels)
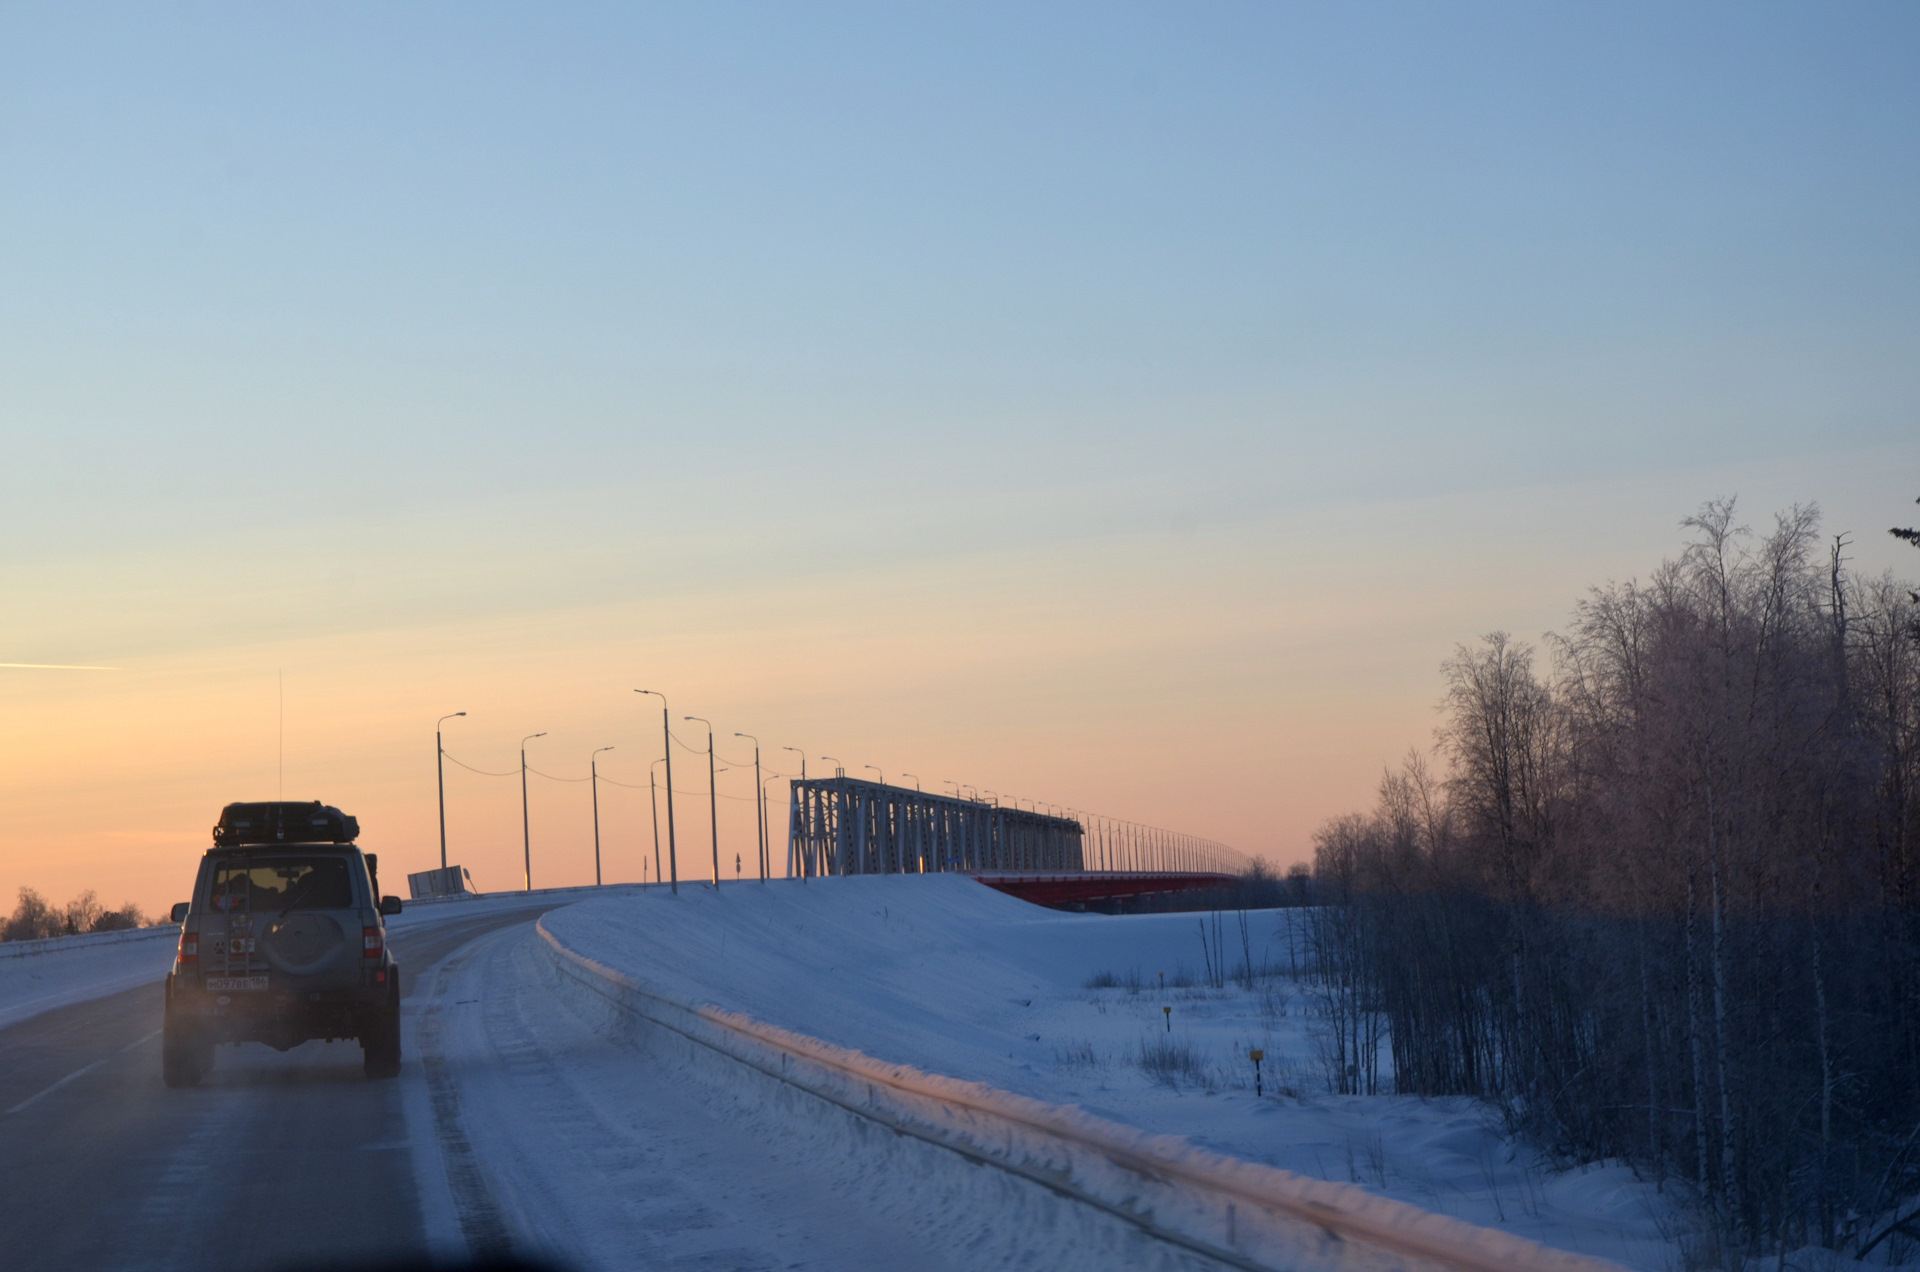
left=162, top=801, right=403, bottom=1087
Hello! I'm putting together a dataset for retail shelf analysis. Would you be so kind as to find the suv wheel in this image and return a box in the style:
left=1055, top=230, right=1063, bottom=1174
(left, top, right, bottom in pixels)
left=161, top=1011, right=211, bottom=1088
left=362, top=978, right=401, bottom=1080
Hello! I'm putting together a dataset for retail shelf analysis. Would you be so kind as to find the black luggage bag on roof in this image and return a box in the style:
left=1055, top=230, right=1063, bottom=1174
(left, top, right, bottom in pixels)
left=213, top=800, right=360, bottom=846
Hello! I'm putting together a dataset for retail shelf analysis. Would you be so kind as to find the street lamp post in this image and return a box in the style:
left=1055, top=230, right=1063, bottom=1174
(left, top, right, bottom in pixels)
left=864, top=765, right=883, bottom=786
left=901, top=773, right=921, bottom=791
left=763, top=772, right=783, bottom=881
left=590, top=746, right=615, bottom=886
left=636, top=691, right=677, bottom=895
left=735, top=733, right=765, bottom=882
left=520, top=732, right=546, bottom=891
left=686, top=716, right=720, bottom=887
left=436, top=712, right=466, bottom=871
left=821, top=755, right=843, bottom=778
left=649, top=757, right=666, bottom=888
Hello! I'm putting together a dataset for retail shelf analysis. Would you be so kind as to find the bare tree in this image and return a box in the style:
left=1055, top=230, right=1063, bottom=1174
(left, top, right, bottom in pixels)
left=1305, top=498, right=1920, bottom=1264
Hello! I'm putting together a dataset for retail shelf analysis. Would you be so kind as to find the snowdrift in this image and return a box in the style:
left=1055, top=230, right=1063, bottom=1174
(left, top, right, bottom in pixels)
left=536, top=891, right=1629, bottom=1272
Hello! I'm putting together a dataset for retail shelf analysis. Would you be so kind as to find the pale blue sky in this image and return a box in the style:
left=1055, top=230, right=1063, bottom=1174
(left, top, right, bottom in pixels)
left=3, top=4, right=1918, bottom=893
left=6, top=4, right=1915, bottom=562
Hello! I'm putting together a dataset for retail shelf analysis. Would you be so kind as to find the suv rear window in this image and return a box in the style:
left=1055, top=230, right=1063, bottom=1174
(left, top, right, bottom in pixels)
left=210, top=856, right=356, bottom=911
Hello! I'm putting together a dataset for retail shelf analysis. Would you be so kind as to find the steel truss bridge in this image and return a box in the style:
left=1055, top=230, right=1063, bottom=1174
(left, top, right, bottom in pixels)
left=785, top=777, right=1246, bottom=889
left=788, top=776, right=1084, bottom=876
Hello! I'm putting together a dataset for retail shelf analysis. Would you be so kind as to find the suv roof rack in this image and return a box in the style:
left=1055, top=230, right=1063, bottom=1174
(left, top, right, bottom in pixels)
left=213, top=801, right=359, bottom=847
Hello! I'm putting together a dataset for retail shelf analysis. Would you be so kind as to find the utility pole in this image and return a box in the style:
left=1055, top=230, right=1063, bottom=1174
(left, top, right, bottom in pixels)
left=649, top=757, right=666, bottom=888
left=436, top=712, right=465, bottom=871
left=520, top=732, right=546, bottom=891
left=590, top=746, right=614, bottom=886
left=762, top=775, right=777, bottom=881
left=637, top=691, right=677, bottom=894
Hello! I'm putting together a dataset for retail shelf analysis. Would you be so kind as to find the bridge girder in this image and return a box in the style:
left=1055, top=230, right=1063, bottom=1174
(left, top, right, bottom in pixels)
left=787, top=778, right=1085, bottom=878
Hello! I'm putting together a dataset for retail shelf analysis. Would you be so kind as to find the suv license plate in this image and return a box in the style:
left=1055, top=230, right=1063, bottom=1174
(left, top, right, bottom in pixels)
left=205, top=976, right=269, bottom=992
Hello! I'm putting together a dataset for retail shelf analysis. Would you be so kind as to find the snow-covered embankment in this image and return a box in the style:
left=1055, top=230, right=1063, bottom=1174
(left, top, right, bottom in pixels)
left=536, top=880, right=1633, bottom=1272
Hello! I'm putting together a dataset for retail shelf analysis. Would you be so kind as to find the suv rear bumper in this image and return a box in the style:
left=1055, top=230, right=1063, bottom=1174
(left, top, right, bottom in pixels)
left=166, top=967, right=396, bottom=1048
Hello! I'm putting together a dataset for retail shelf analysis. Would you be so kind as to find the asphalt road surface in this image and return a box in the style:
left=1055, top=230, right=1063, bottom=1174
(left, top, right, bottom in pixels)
left=0, top=906, right=550, bottom=1272
left=0, top=902, right=1128, bottom=1272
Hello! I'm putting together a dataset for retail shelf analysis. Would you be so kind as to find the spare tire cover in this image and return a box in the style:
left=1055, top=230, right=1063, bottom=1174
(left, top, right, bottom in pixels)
left=265, top=913, right=346, bottom=974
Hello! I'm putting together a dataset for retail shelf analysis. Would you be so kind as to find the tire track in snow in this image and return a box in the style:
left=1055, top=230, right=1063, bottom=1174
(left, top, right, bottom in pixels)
left=431, top=923, right=967, bottom=1271
left=416, top=945, right=515, bottom=1262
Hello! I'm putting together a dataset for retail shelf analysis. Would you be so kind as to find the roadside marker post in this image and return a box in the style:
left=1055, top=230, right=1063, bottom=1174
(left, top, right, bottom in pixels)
left=1250, top=1048, right=1265, bottom=1096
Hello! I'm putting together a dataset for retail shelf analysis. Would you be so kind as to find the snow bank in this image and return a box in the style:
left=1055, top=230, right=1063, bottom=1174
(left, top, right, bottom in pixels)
left=0, top=925, right=180, bottom=1030
left=538, top=876, right=1668, bottom=1268
left=537, top=889, right=1630, bottom=1272
left=0, top=883, right=595, bottom=1032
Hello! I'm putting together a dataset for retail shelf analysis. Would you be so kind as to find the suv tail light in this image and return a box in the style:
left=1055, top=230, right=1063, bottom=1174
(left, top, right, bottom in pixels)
left=177, top=931, right=198, bottom=965
left=363, top=926, right=382, bottom=959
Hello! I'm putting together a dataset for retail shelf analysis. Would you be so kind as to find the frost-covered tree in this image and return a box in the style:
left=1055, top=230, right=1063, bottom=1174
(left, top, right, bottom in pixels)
left=1307, top=498, right=1920, bottom=1264
left=3, top=888, right=64, bottom=941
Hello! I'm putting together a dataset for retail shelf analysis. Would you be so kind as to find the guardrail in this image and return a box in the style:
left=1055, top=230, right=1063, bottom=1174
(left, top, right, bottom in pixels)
left=535, top=916, right=1626, bottom=1272
left=0, top=924, right=179, bottom=960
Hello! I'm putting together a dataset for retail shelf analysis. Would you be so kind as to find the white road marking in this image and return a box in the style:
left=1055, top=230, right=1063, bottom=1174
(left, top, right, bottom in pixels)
left=5, top=1029, right=161, bottom=1115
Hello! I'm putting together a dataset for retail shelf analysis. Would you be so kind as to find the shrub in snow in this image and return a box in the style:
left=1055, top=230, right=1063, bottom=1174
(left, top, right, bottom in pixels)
left=2, top=887, right=151, bottom=942
left=1137, top=1036, right=1211, bottom=1090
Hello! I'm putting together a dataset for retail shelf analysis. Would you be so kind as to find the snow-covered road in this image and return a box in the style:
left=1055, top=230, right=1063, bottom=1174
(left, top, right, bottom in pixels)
left=0, top=887, right=596, bottom=1033
left=0, top=877, right=1669, bottom=1271
left=414, top=920, right=987, bottom=1270
left=0, top=907, right=549, bottom=1272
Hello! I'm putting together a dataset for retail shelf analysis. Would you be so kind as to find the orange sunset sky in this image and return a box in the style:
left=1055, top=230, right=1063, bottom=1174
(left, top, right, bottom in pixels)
left=4, top=6, right=1918, bottom=916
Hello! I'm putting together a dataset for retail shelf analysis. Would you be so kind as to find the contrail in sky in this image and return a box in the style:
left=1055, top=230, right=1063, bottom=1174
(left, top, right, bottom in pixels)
left=0, top=663, right=121, bottom=670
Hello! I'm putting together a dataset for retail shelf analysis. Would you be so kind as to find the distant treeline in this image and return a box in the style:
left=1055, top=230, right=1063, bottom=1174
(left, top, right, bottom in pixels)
left=1306, top=499, right=1920, bottom=1265
left=3, top=887, right=156, bottom=941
